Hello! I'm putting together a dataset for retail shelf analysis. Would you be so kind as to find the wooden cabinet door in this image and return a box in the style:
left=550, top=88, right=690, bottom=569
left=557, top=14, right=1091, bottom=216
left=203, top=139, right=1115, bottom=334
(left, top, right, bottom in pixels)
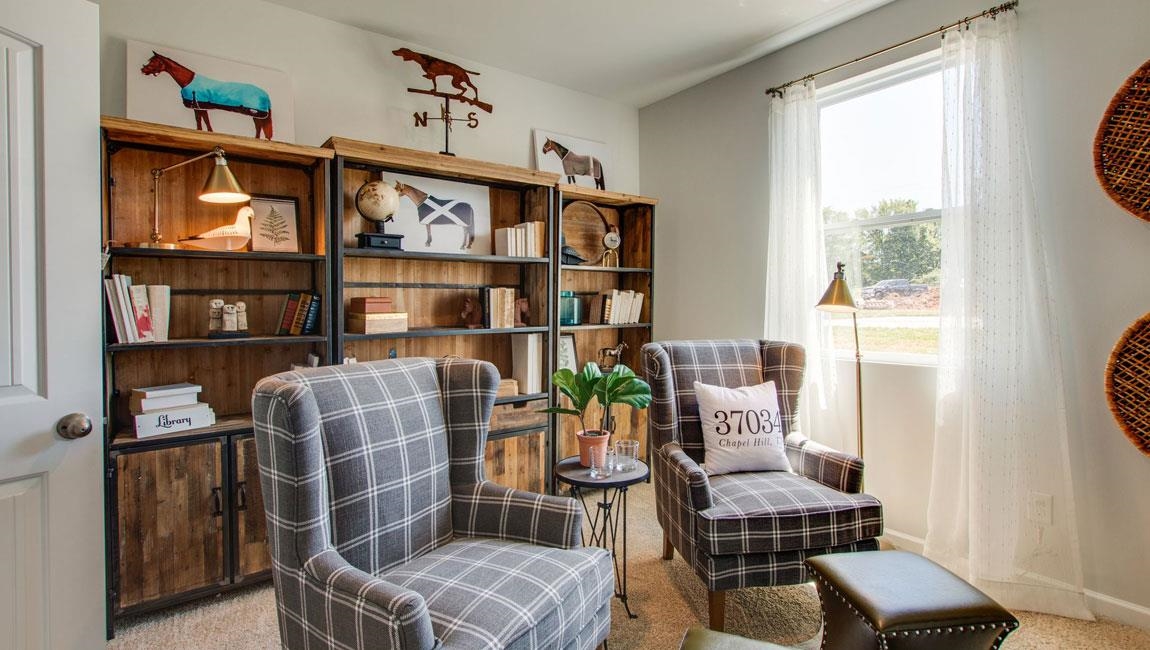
left=233, top=435, right=272, bottom=578
left=115, top=440, right=226, bottom=611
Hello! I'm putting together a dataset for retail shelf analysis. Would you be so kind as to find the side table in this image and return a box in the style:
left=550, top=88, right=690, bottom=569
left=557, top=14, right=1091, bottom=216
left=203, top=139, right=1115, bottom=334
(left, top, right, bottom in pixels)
left=554, top=455, right=649, bottom=619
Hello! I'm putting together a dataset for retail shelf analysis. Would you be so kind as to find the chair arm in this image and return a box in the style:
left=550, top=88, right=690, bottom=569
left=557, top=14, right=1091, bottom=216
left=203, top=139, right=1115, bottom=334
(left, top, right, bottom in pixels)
left=785, top=433, right=864, bottom=493
left=659, top=442, right=713, bottom=511
left=453, top=481, right=583, bottom=549
left=303, top=549, right=437, bottom=649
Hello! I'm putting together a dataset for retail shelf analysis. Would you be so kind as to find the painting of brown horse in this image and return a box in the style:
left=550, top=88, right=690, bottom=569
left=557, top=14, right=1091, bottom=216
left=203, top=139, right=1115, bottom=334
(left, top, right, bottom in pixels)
left=140, top=51, right=274, bottom=139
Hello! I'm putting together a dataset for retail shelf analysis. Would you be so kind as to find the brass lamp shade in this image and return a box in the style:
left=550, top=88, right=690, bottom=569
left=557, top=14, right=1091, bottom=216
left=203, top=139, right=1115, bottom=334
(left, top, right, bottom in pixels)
left=816, top=262, right=858, bottom=313
left=199, top=156, right=250, bottom=204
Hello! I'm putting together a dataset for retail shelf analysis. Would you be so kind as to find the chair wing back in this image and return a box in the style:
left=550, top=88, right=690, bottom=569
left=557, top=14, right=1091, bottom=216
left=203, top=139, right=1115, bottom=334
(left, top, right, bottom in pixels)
left=252, top=358, right=456, bottom=577
left=641, top=340, right=806, bottom=462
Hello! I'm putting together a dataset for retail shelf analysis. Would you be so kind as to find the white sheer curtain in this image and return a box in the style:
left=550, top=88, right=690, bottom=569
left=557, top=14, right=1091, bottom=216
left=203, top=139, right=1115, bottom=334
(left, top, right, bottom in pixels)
left=765, top=83, right=838, bottom=442
left=925, top=12, right=1092, bottom=619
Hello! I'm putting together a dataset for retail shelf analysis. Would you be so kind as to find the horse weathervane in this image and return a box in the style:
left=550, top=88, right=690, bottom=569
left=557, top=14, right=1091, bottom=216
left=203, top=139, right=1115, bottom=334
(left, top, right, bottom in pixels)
left=393, top=48, right=493, bottom=157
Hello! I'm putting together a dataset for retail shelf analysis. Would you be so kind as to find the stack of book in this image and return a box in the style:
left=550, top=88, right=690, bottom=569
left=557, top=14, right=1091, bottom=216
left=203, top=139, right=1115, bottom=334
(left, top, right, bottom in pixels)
left=104, top=274, right=170, bottom=344
left=493, top=221, right=546, bottom=258
left=276, top=292, right=323, bottom=335
left=585, top=289, right=645, bottom=325
left=482, top=287, right=519, bottom=329
left=130, top=382, right=215, bottom=438
left=346, top=296, right=408, bottom=334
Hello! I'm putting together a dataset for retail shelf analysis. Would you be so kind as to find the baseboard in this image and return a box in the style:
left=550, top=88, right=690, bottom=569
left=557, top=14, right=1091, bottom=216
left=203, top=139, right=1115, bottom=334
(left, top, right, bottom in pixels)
left=882, top=529, right=1150, bottom=632
left=881, top=528, right=924, bottom=554
left=1086, top=589, right=1150, bottom=632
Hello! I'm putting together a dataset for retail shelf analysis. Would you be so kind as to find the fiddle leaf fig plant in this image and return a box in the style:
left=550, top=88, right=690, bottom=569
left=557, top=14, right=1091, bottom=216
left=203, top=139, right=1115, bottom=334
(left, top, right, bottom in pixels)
left=540, top=362, right=652, bottom=435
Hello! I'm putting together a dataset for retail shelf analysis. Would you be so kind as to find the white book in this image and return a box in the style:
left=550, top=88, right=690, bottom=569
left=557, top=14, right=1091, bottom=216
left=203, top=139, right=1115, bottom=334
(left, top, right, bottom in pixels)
left=147, top=285, right=171, bottom=342
left=619, top=290, right=635, bottom=324
left=514, top=225, right=526, bottom=258
left=133, top=402, right=215, bottom=438
left=511, top=333, right=542, bottom=394
left=516, top=222, right=535, bottom=260
left=131, top=382, right=203, bottom=399
left=104, top=278, right=127, bottom=344
left=114, top=275, right=138, bottom=343
left=494, top=227, right=510, bottom=256
left=630, top=292, right=645, bottom=324
left=130, top=392, right=200, bottom=414
left=610, top=289, right=622, bottom=324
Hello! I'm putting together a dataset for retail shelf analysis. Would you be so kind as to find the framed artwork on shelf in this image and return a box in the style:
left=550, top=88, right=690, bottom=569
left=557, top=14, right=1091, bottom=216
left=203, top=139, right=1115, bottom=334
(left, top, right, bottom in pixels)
left=249, top=196, right=301, bottom=253
left=533, top=128, right=610, bottom=191
left=127, top=39, right=296, bottom=142
left=382, top=172, right=492, bottom=255
left=559, top=334, right=578, bottom=373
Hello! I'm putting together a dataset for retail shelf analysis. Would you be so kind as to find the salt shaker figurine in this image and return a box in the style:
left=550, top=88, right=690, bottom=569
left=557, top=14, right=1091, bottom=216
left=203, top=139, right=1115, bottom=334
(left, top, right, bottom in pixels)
left=235, top=301, right=249, bottom=332
left=222, top=303, right=238, bottom=332
left=208, top=298, right=225, bottom=333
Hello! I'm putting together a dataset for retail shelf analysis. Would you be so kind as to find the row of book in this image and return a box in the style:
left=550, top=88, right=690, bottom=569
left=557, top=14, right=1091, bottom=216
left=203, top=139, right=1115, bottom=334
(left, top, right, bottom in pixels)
left=586, top=290, right=645, bottom=325
left=346, top=296, right=408, bottom=334
left=131, top=382, right=215, bottom=438
left=482, top=287, right=520, bottom=329
left=276, top=292, right=322, bottom=335
left=105, top=274, right=170, bottom=344
left=493, top=221, right=546, bottom=258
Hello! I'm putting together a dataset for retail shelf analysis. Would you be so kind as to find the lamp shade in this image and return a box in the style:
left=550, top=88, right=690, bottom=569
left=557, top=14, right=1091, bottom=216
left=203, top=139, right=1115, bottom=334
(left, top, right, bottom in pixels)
left=199, top=156, right=250, bottom=203
left=816, top=262, right=858, bottom=313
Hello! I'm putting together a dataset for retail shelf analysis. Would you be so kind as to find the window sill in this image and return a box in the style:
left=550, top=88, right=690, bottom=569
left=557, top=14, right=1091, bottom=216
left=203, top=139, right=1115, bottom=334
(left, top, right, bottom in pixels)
left=832, top=350, right=938, bottom=368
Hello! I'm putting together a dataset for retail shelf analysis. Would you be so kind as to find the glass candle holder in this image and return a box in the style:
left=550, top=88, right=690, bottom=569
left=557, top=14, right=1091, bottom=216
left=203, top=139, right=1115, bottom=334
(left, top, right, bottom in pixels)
left=559, top=291, right=583, bottom=326
left=615, top=440, right=639, bottom=471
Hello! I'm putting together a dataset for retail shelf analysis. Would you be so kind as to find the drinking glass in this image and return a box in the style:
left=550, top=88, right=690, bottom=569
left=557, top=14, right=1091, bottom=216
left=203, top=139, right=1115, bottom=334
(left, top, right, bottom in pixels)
left=615, top=440, right=639, bottom=471
left=589, top=449, right=614, bottom=479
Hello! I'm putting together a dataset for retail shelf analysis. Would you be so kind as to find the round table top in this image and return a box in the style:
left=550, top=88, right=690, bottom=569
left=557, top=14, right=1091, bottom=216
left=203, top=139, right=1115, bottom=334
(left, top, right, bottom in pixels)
left=554, top=455, right=650, bottom=489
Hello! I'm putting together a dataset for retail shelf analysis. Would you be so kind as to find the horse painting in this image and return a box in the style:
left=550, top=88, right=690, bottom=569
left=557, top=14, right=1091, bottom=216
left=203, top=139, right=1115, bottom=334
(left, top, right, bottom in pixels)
left=141, top=51, right=274, bottom=139
left=394, top=181, right=475, bottom=250
left=541, top=138, right=606, bottom=190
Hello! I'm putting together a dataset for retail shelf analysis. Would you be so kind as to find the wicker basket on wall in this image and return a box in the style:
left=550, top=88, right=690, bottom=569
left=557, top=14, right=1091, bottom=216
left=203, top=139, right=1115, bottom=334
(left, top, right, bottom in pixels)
left=1095, top=59, right=1150, bottom=222
left=1105, top=312, right=1150, bottom=456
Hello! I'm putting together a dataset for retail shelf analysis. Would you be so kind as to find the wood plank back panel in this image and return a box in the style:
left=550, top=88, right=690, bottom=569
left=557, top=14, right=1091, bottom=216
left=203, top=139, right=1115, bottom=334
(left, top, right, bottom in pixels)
left=345, top=337, right=513, bottom=380
left=485, top=431, right=546, bottom=493
left=233, top=436, right=271, bottom=578
left=115, top=441, right=225, bottom=610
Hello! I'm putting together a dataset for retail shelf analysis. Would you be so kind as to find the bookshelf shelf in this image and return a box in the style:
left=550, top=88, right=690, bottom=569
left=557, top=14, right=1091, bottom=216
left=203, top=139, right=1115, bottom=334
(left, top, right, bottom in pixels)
left=107, top=335, right=327, bottom=352
left=560, top=323, right=652, bottom=332
left=110, top=414, right=255, bottom=449
left=560, top=265, right=653, bottom=274
left=343, top=326, right=548, bottom=341
left=494, top=392, right=548, bottom=406
left=109, top=247, right=325, bottom=263
left=343, top=248, right=547, bottom=264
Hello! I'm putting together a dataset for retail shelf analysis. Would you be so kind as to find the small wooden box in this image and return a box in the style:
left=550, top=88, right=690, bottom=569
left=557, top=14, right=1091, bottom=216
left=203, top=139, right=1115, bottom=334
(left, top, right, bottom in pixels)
left=349, top=297, right=394, bottom=314
left=496, top=378, right=519, bottom=398
left=489, top=400, right=548, bottom=433
left=346, top=312, right=408, bottom=334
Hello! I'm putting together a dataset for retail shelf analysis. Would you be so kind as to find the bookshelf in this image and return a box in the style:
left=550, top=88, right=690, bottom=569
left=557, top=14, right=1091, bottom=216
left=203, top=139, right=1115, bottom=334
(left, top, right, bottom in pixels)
left=325, top=136, right=560, bottom=494
left=100, top=117, right=333, bottom=624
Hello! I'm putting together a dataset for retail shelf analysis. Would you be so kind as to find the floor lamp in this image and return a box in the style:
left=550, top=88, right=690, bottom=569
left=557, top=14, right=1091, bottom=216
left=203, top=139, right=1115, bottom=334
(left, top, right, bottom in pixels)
left=816, top=261, right=863, bottom=460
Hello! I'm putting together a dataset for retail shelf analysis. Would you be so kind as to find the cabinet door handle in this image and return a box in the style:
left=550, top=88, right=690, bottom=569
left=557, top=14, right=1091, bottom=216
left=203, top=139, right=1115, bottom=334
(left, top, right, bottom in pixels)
left=236, top=481, right=247, bottom=512
left=211, top=487, right=223, bottom=517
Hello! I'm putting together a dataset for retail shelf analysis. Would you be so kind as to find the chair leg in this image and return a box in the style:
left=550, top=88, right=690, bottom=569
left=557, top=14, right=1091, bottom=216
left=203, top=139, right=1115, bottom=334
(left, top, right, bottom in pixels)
left=708, top=590, right=726, bottom=632
left=662, top=533, right=674, bottom=560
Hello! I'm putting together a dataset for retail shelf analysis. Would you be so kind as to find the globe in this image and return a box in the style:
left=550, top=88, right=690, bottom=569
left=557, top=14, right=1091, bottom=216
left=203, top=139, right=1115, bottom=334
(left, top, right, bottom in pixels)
left=355, top=180, right=400, bottom=232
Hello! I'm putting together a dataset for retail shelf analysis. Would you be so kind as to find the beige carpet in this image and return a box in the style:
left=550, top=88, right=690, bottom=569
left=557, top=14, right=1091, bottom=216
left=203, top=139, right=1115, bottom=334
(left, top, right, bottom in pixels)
left=111, top=481, right=1150, bottom=649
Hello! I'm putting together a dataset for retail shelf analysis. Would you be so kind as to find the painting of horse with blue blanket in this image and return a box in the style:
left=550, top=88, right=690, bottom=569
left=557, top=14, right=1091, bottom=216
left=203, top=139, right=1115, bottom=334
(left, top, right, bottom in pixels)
left=141, top=51, right=274, bottom=140
left=394, top=181, right=476, bottom=250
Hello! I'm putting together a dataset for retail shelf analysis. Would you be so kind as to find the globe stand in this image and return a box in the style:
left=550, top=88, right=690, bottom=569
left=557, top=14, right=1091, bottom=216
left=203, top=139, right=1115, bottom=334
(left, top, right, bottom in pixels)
left=356, top=220, right=404, bottom=250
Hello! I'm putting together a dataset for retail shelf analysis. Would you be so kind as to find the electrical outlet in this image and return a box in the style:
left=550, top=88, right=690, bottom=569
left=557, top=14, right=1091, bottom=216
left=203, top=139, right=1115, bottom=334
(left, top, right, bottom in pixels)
left=1028, top=492, right=1053, bottom=526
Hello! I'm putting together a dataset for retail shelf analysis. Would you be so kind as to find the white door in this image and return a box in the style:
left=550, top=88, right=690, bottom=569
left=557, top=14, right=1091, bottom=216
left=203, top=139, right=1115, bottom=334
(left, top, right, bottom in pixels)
left=0, top=0, right=105, bottom=647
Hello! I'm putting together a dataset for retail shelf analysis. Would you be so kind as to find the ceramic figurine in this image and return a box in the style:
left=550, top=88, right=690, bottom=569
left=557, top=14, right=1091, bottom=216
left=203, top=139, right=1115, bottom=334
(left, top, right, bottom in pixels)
left=222, top=303, right=238, bottom=332
left=515, top=298, right=530, bottom=327
left=235, top=301, right=249, bottom=332
left=208, top=298, right=224, bottom=332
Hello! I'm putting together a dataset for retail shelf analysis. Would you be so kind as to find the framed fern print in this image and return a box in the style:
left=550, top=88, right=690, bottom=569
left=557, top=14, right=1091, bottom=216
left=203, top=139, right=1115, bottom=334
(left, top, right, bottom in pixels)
left=250, top=195, right=300, bottom=253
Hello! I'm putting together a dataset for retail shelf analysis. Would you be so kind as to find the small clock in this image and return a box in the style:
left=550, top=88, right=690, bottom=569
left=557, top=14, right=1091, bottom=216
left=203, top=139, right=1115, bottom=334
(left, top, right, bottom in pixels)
left=604, top=226, right=621, bottom=250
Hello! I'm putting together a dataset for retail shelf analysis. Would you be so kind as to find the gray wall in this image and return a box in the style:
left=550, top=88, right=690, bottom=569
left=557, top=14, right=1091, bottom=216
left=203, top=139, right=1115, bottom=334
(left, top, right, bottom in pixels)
left=640, top=0, right=1150, bottom=626
left=100, top=0, right=640, bottom=193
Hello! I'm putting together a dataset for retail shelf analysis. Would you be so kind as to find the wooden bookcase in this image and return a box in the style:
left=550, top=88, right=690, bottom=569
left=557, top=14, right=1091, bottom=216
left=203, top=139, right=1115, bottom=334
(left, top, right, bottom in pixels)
left=552, top=184, right=658, bottom=472
left=100, top=117, right=332, bottom=627
left=325, top=137, right=561, bottom=494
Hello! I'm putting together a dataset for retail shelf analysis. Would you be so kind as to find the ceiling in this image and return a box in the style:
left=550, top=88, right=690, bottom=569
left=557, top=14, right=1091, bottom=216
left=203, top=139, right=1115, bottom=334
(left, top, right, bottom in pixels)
left=263, top=0, right=895, bottom=107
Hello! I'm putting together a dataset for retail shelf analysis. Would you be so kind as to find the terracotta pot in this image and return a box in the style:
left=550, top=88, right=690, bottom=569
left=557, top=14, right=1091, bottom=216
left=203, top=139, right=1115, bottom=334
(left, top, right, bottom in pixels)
left=576, top=430, right=611, bottom=467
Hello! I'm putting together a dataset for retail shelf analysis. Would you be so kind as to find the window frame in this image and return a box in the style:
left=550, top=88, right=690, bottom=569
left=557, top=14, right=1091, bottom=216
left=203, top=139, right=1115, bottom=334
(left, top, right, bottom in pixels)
left=818, top=49, right=943, bottom=368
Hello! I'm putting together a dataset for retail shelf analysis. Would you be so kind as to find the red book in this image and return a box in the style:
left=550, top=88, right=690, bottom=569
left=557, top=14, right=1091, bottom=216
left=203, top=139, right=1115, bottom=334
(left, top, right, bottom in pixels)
left=278, top=293, right=301, bottom=335
left=129, top=284, right=154, bottom=342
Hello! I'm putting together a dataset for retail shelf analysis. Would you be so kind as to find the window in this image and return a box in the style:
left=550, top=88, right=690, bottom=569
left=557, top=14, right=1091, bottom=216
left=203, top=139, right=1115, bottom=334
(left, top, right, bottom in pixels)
left=819, top=52, right=942, bottom=362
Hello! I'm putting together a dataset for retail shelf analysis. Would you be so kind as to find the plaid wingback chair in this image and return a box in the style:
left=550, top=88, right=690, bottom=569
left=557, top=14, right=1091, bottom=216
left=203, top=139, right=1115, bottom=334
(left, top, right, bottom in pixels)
left=252, top=357, right=613, bottom=649
left=641, top=340, right=883, bottom=631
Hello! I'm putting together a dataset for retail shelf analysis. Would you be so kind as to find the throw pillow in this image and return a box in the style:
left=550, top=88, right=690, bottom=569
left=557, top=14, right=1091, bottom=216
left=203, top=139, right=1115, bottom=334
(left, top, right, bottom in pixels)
left=694, top=380, right=791, bottom=475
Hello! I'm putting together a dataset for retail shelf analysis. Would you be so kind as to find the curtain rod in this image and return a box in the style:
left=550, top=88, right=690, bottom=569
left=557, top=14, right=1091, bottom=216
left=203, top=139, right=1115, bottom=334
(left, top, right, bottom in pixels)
left=764, top=0, right=1018, bottom=96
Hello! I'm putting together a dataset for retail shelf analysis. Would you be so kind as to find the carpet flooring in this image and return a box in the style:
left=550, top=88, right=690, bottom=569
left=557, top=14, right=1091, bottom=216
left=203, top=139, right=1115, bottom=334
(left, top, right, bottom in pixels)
left=110, top=481, right=1150, bottom=649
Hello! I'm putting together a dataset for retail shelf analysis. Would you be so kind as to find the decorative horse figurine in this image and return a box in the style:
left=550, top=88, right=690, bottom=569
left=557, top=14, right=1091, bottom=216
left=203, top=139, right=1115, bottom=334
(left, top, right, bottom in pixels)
left=394, top=181, right=475, bottom=250
left=140, top=51, right=274, bottom=139
left=542, top=138, right=606, bottom=190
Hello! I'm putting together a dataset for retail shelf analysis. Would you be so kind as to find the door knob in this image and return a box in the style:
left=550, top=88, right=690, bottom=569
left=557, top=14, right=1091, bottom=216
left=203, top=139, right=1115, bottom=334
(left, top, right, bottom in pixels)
left=56, top=412, right=93, bottom=440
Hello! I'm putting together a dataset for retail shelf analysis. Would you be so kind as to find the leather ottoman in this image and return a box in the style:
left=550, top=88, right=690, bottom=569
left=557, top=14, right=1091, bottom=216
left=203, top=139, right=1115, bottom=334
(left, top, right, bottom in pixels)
left=806, top=551, right=1019, bottom=650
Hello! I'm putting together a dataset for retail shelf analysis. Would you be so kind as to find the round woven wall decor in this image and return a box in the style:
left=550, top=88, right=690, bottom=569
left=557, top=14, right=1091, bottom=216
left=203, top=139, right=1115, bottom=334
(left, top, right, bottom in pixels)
left=1106, top=312, right=1150, bottom=455
left=1095, top=59, right=1150, bottom=221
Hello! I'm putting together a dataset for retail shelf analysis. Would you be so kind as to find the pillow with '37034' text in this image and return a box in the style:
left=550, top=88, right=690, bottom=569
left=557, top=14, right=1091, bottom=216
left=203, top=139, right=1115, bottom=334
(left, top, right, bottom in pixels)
left=694, top=380, right=791, bottom=476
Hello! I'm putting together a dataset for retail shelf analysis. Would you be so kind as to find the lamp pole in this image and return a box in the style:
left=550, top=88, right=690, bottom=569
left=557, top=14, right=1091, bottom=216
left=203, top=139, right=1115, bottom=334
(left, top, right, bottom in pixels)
left=816, top=261, right=863, bottom=460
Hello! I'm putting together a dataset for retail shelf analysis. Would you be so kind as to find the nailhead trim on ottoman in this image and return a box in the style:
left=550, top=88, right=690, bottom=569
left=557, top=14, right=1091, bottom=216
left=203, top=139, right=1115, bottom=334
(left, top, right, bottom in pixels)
left=807, top=551, right=1020, bottom=650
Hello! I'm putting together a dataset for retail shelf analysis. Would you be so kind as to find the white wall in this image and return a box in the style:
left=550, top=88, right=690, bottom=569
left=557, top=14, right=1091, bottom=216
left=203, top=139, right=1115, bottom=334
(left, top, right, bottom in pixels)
left=99, top=0, right=640, bottom=193
left=640, top=0, right=1150, bottom=627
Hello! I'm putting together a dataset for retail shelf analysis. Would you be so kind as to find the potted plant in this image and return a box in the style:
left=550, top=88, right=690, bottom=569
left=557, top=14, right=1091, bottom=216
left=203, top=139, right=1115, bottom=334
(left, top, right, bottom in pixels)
left=541, top=362, right=652, bottom=467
